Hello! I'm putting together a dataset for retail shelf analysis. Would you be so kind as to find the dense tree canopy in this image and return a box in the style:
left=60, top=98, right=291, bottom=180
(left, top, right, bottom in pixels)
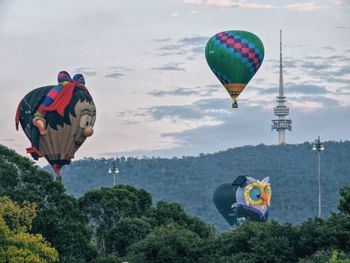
left=0, top=145, right=94, bottom=262
left=0, top=196, right=58, bottom=263
left=1, top=144, right=350, bottom=262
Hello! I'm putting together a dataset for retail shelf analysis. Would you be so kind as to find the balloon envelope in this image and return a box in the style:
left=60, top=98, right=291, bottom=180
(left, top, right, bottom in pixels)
left=213, top=183, right=237, bottom=226
left=205, top=30, right=264, bottom=103
left=213, top=176, right=270, bottom=226
left=16, top=85, right=96, bottom=173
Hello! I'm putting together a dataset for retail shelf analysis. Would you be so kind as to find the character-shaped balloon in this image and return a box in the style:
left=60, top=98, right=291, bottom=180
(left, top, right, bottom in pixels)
left=213, top=176, right=271, bottom=226
left=15, top=71, right=96, bottom=174
left=205, top=30, right=264, bottom=108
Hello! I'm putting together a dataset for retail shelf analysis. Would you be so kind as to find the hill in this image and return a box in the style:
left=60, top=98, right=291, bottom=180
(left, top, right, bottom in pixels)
left=55, top=141, right=350, bottom=230
left=1, top=143, right=350, bottom=262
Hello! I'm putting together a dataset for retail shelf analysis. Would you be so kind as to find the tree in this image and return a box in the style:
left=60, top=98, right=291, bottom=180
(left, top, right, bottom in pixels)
left=207, top=221, right=299, bottom=263
left=339, top=186, right=350, bottom=215
left=145, top=201, right=214, bottom=239
left=0, top=196, right=58, bottom=262
left=106, top=217, right=152, bottom=256
left=0, top=145, right=95, bottom=263
left=79, top=185, right=152, bottom=256
left=127, top=223, right=204, bottom=263
left=328, top=251, right=350, bottom=263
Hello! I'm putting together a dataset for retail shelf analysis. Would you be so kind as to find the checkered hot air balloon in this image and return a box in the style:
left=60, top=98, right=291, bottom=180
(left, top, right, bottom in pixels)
left=205, top=30, right=264, bottom=108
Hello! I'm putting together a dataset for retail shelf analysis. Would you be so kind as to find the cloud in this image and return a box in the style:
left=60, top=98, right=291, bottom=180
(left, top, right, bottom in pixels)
left=286, top=2, right=327, bottom=11
left=149, top=84, right=222, bottom=98
left=333, top=66, right=350, bottom=77
left=326, top=77, right=350, bottom=84
left=301, top=61, right=330, bottom=71
left=149, top=87, right=201, bottom=97
left=105, top=66, right=132, bottom=79
left=283, top=58, right=301, bottom=68
left=154, top=38, right=172, bottom=42
left=179, top=36, right=208, bottom=45
left=74, top=67, right=97, bottom=77
left=258, top=84, right=329, bottom=95
left=151, top=62, right=186, bottom=71
left=155, top=35, right=208, bottom=58
left=296, top=54, right=350, bottom=85
left=183, top=0, right=337, bottom=11
left=158, top=105, right=350, bottom=156
left=287, top=84, right=330, bottom=94
left=323, top=46, right=336, bottom=50
left=183, top=0, right=276, bottom=9
left=336, top=86, right=350, bottom=95
left=147, top=104, right=204, bottom=121
left=117, top=98, right=230, bottom=125
left=334, top=25, right=348, bottom=30
left=105, top=72, right=124, bottom=79
left=144, top=98, right=233, bottom=123
left=289, top=95, right=340, bottom=107
left=327, top=0, right=343, bottom=6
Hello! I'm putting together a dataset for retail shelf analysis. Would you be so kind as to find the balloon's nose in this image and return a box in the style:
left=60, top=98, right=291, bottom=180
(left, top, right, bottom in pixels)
left=83, top=126, right=94, bottom=137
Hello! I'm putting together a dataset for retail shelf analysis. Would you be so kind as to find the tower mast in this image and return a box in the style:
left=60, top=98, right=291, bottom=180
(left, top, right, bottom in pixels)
left=272, top=30, right=292, bottom=144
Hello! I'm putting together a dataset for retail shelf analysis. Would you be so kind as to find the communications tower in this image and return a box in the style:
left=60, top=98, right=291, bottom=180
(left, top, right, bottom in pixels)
left=271, top=30, right=292, bottom=144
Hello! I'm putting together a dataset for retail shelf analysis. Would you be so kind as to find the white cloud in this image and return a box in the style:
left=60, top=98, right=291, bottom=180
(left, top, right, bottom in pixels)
left=327, top=0, right=343, bottom=6
left=184, top=0, right=335, bottom=11
left=183, top=0, right=276, bottom=8
left=286, top=2, right=327, bottom=11
left=290, top=101, right=323, bottom=112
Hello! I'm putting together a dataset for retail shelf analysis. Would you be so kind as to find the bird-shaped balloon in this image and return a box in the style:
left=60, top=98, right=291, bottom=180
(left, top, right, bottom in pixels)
left=213, top=175, right=271, bottom=226
left=15, top=71, right=96, bottom=175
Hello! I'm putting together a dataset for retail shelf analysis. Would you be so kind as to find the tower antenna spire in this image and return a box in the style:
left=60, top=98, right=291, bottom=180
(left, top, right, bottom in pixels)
left=272, top=30, right=292, bottom=144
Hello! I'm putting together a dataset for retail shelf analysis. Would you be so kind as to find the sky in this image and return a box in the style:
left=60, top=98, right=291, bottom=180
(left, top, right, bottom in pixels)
left=0, top=0, right=349, bottom=163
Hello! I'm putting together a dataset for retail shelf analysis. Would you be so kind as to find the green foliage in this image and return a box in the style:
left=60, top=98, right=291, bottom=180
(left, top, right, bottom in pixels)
left=106, top=218, right=152, bottom=256
left=90, top=253, right=123, bottom=263
left=0, top=145, right=94, bottom=263
left=328, top=251, right=350, bottom=263
left=127, top=223, right=204, bottom=263
left=0, top=196, right=58, bottom=263
left=207, top=221, right=298, bottom=263
left=2, top=143, right=350, bottom=262
left=339, top=186, right=350, bottom=215
left=60, top=141, right=350, bottom=230
left=146, top=201, right=214, bottom=239
left=79, top=185, right=152, bottom=256
left=298, top=250, right=333, bottom=263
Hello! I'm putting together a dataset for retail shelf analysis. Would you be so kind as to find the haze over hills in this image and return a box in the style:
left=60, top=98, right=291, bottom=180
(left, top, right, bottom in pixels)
left=54, top=141, right=350, bottom=230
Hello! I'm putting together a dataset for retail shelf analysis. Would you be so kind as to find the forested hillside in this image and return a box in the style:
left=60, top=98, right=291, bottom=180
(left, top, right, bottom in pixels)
left=1, top=144, right=350, bottom=262
left=58, top=141, right=350, bottom=230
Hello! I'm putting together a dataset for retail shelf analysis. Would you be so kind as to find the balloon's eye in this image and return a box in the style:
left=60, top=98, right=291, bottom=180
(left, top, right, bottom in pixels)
left=249, top=187, right=261, bottom=201
left=80, top=115, right=91, bottom=128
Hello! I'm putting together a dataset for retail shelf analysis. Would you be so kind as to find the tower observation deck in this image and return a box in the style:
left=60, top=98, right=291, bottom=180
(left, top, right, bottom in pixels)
left=271, top=30, right=292, bottom=145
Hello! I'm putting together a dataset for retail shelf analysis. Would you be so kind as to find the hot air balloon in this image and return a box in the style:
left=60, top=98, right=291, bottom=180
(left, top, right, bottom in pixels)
left=213, top=176, right=271, bottom=226
left=205, top=30, right=264, bottom=108
left=15, top=71, right=96, bottom=175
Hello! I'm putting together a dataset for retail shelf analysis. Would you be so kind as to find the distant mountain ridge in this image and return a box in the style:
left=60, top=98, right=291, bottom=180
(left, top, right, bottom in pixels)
left=56, top=141, right=350, bottom=230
